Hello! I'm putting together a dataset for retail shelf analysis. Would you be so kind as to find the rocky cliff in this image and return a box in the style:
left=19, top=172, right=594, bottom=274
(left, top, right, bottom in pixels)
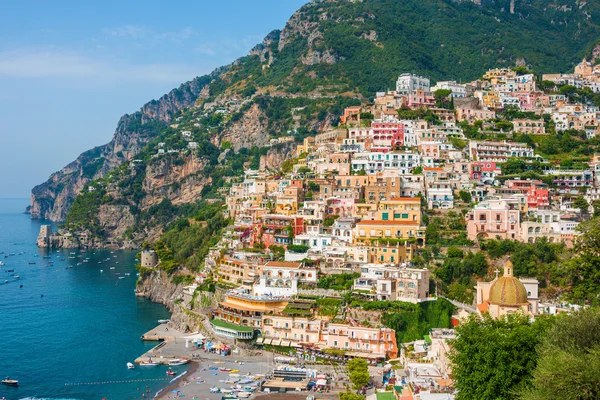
left=135, top=269, right=214, bottom=333
left=29, top=74, right=217, bottom=221
left=30, top=0, right=600, bottom=223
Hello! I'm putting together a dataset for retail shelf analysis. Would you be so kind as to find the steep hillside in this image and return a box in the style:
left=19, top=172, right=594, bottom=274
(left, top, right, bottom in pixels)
left=30, top=0, right=600, bottom=223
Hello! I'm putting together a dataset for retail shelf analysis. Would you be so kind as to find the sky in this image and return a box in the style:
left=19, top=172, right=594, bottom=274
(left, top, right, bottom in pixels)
left=0, top=0, right=307, bottom=198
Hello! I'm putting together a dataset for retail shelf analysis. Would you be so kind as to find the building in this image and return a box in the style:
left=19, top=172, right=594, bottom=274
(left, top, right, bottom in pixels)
left=466, top=198, right=520, bottom=241
left=396, top=73, right=430, bottom=94
left=476, top=260, right=539, bottom=319
left=431, top=81, right=467, bottom=98
left=469, top=140, right=534, bottom=162
left=513, top=119, right=546, bottom=135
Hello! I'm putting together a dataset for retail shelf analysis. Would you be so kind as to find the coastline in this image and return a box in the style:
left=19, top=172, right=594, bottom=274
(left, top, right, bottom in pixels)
left=154, top=360, right=199, bottom=399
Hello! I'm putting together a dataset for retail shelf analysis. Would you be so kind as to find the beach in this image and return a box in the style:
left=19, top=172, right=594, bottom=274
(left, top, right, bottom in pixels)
left=156, top=357, right=270, bottom=399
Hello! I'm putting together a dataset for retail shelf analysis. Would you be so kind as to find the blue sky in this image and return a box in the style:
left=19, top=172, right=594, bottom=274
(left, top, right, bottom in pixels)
left=0, top=0, right=307, bottom=198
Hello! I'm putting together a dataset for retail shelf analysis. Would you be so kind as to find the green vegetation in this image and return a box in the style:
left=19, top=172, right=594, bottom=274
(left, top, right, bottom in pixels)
left=155, top=202, right=230, bottom=273
left=316, top=298, right=343, bottom=317
left=560, top=218, right=600, bottom=305
left=521, top=308, right=600, bottom=400
left=452, top=309, right=600, bottom=400
left=318, top=273, right=360, bottom=291
left=349, top=299, right=455, bottom=344
left=347, top=358, right=370, bottom=390
left=451, top=313, right=553, bottom=400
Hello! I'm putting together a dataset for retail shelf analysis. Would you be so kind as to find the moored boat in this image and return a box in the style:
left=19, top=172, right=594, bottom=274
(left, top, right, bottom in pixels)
left=1, top=377, right=18, bottom=386
left=168, top=358, right=189, bottom=366
left=139, top=360, right=160, bottom=367
left=127, top=362, right=135, bottom=369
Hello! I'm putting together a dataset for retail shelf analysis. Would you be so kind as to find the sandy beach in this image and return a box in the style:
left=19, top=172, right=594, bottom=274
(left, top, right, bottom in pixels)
left=156, top=357, right=270, bottom=400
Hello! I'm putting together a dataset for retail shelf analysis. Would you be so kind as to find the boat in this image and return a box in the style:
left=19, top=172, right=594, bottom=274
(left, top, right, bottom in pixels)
left=139, top=360, right=160, bottom=367
left=1, top=377, right=18, bottom=386
left=219, top=368, right=232, bottom=372
left=127, top=362, right=135, bottom=369
left=118, top=276, right=125, bottom=279
left=158, top=319, right=170, bottom=324
left=168, top=358, right=189, bottom=366
left=0, top=261, right=4, bottom=266
left=4, top=280, right=7, bottom=283
left=28, top=262, right=36, bottom=264
left=13, top=276, right=20, bottom=279
left=7, top=269, right=14, bottom=272
left=166, top=369, right=176, bottom=376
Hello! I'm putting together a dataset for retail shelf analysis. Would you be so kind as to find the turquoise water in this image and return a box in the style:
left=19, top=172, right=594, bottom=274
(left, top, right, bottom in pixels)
left=0, top=199, right=177, bottom=400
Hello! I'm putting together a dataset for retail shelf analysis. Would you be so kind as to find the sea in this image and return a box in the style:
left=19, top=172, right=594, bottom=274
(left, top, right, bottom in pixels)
left=0, top=198, right=178, bottom=400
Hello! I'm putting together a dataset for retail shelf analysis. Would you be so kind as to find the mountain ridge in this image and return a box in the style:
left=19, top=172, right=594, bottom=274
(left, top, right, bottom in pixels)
left=30, top=0, right=600, bottom=222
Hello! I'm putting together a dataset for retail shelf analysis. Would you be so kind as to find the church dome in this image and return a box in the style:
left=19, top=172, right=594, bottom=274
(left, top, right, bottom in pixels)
left=488, top=260, right=528, bottom=306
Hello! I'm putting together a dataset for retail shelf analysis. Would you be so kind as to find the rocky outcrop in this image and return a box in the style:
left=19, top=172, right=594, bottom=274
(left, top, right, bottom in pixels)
left=219, top=103, right=270, bottom=151
left=135, top=269, right=207, bottom=333
left=36, top=225, right=81, bottom=249
left=260, top=142, right=298, bottom=170
left=29, top=74, right=218, bottom=222
left=301, top=48, right=339, bottom=65
left=97, top=205, right=135, bottom=240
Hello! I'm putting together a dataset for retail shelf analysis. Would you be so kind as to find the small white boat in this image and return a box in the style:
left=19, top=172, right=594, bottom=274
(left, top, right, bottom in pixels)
left=0, top=261, right=4, bottom=266
left=168, top=358, right=189, bottom=366
left=158, top=319, right=170, bottom=324
left=127, top=362, right=135, bottom=369
left=1, top=377, right=18, bottom=386
left=139, top=360, right=160, bottom=367
left=118, top=276, right=125, bottom=279
left=13, top=276, right=20, bottom=279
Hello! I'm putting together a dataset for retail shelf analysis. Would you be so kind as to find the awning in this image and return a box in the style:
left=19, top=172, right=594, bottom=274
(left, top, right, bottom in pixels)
left=272, top=339, right=282, bottom=346
left=263, top=338, right=272, bottom=345
left=291, top=342, right=302, bottom=348
left=255, top=337, right=264, bottom=344
left=316, top=379, right=327, bottom=386
left=281, top=340, right=291, bottom=347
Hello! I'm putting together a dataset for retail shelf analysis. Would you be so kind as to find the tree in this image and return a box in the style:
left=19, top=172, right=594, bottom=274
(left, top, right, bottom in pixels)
left=450, top=314, right=552, bottom=400
left=347, top=358, right=370, bottom=390
left=561, top=217, right=600, bottom=305
left=434, top=89, right=453, bottom=109
left=339, top=393, right=365, bottom=400
left=573, top=196, right=590, bottom=215
left=521, top=308, right=600, bottom=400
left=459, top=190, right=472, bottom=203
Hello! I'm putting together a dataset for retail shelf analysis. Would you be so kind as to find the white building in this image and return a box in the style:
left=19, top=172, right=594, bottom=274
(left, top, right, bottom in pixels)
left=396, top=73, right=430, bottom=94
left=431, top=81, right=467, bottom=98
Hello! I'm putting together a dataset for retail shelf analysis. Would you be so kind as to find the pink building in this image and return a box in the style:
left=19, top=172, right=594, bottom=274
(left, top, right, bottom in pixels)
left=466, top=199, right=521, bottom=241
left=371, top=121, right=404, bottom=149
left=407, top=90, right=435, bottom=108
left=469, top=161, right=500, bottom=183
left=526, top=186, right=549, bottom=209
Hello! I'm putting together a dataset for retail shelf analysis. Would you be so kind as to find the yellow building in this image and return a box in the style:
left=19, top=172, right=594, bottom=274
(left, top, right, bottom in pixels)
left=216, top=292, right=288, bottom=329
left=376, top=197, right=422, bottom=224
left=368, top=243, right=415, bottom=263
left=354, top=220, right=425, bottom=247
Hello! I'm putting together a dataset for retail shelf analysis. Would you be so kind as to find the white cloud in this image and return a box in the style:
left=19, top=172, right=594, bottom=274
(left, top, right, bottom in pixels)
left=103, top=25, right=197, bottom=44
left=0, top=49, right=201, bottom=85
left=104, top=25, right=148, bottom=39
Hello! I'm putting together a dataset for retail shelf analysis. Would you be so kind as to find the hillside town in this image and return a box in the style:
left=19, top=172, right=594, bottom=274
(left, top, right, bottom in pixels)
left=134, top=62, right=600, bottom=399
